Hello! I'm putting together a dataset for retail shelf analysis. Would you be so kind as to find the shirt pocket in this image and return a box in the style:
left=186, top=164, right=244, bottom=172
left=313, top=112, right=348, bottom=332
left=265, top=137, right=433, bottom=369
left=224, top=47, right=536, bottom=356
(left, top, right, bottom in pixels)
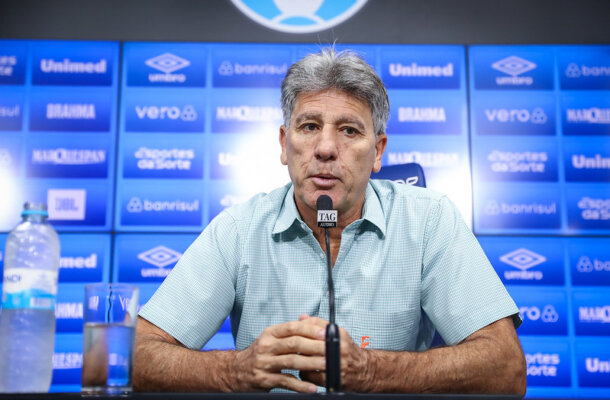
left=342, top=308, right=419, bottom=351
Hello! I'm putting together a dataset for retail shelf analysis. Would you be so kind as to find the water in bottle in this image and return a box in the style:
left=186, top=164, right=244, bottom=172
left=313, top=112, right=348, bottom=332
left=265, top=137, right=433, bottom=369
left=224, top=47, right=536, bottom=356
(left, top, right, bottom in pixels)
left=0, top=203, right=60, bottom=393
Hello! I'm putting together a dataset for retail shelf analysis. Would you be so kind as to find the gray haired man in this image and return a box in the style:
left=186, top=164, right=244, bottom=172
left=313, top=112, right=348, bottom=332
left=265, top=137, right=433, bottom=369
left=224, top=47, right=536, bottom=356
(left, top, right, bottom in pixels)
left=134, top=48, right=526, bottom=394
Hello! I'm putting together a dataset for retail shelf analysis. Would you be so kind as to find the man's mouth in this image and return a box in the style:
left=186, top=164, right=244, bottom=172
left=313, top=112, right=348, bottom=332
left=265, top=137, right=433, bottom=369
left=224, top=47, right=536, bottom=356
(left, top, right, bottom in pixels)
left=312, top=174, right=338, bottom=188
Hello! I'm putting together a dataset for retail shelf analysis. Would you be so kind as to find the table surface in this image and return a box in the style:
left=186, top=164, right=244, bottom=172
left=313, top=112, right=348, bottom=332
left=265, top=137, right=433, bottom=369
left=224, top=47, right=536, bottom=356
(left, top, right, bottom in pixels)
left=0, top=393, right=526, bottom=400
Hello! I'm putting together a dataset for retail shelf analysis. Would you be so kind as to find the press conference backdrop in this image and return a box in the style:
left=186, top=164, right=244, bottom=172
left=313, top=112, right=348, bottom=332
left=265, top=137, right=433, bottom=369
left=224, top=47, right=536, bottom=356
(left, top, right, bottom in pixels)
left=0, top=40, right=609, bottom=397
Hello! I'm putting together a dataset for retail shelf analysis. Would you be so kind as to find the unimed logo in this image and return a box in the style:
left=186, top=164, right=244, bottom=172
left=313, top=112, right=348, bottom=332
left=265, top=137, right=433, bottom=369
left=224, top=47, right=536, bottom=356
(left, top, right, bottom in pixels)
left=40, top=58, right=107, bottom=75
left=585, top=357, right=610, bottom=374
left=60, top=254, right=97, bottom=269
left=388, top=62, right=454, bottom=77
left=572, top=154, right=610, bottom=170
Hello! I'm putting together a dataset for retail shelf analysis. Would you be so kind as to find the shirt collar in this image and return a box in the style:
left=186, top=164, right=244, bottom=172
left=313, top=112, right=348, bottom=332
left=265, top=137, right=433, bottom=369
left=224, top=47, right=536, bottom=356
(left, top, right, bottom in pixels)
left=272, top=182, right=387, bottom=237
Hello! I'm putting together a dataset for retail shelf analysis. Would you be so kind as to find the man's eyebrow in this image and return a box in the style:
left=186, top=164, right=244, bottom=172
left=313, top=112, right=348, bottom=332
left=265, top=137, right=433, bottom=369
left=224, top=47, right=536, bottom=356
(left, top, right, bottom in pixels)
left=334, top=115, right=366, bottom=131
left=294, top=112, right=323, bottom=126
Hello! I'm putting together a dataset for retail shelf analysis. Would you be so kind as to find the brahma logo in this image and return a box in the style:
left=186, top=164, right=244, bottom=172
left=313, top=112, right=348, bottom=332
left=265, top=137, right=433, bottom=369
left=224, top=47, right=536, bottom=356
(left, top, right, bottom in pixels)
left=519, top=305, right=559, bottom=323
left=47, top=189, right=86, bottom=221
left=137, top=245, right=182, bottom=278
left=500, top=248, right=545, bottom=280
left=145, top=53, right=190, bottom=83
left=491, top=56, right=536, bottom=86
left=565, top=62, right=610, bottom=78
left=577, top=256, right=610, bottom=273
left=566, top=108, right=610, bottom=124
left=55, top=302, right=83, bottom=319
left=46, top=103, right=96, bottom=120
left=485, top=108, right=547, bottom=124
left=398, top=107, right=446, bottom=123
left=135, top=105, right=198, bottom=121
left=230, top=0, right=368, bottom=33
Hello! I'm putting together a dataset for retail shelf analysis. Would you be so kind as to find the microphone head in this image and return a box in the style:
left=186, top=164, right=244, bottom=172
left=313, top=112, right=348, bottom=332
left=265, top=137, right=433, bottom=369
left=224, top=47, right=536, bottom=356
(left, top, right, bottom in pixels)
left=317, top=195, right=337, bottom=228
left=316, top=195, right=333, bottom=211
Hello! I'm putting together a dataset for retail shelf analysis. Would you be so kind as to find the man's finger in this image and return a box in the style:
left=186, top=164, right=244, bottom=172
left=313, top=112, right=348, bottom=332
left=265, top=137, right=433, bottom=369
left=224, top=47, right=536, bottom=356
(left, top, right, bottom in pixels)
left=300, top=370, right=325, bottom=387
left=275, top=373, right=318, bottom=393
left=272, top=336, right=326, bottom=356
left=265, top=320, right=325, bottom=340
left=269, top=354, right=326, bottom=371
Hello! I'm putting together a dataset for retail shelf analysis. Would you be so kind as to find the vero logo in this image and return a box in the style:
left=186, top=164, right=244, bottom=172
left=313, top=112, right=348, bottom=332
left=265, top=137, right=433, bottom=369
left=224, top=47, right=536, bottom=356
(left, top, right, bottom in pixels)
left=137, top=246, right=182, bottom=268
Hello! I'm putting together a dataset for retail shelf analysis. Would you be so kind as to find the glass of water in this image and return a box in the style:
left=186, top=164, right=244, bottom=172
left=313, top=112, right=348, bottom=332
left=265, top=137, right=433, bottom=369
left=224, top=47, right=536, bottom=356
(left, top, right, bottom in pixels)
left=82, top=283, right=139, bottom=396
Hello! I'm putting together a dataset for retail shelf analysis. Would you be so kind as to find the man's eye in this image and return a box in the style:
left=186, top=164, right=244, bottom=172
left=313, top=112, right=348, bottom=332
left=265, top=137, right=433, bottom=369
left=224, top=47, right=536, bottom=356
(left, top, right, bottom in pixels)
left=302, top=123, right=317, bottom=131
left=343, top=126, right=359, bottom=135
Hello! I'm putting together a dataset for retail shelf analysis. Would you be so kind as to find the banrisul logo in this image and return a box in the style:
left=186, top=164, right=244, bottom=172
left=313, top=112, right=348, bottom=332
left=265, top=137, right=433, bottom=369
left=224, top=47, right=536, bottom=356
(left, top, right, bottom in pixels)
left=230, top=0, right=367, bottom=33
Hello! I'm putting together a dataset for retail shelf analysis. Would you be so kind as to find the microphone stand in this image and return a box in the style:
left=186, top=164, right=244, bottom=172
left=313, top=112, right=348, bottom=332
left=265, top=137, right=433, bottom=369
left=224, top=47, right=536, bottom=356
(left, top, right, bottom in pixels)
left=323, top=226, right=341, bottom=393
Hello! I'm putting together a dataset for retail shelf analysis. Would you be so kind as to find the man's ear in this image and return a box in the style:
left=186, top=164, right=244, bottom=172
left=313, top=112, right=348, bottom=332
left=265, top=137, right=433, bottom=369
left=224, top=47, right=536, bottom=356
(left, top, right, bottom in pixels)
left=279, top=125, right=288, bottom=165
left=372, top=133, right=387, bottom=173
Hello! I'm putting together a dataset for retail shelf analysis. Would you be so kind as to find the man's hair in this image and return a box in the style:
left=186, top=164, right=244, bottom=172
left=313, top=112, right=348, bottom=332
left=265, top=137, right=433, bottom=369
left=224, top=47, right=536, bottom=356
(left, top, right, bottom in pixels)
left=281, top=47, right=390, bottom=136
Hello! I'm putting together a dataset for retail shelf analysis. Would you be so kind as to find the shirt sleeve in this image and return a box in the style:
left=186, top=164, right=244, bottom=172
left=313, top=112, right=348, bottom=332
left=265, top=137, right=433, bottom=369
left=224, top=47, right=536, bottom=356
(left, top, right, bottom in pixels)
left=139, top=210, right=240, bottom=349
left=420, top=195, right=521, bottom=345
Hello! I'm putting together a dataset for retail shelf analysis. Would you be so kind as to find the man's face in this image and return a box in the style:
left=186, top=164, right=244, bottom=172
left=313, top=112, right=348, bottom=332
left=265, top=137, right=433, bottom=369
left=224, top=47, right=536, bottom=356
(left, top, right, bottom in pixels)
left=280, top=89, right=387, bottom=220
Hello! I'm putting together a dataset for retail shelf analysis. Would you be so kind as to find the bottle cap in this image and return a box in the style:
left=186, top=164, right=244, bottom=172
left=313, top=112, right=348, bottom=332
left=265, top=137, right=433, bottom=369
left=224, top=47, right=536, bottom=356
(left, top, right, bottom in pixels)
left=21, top=202, right=49, bottom=217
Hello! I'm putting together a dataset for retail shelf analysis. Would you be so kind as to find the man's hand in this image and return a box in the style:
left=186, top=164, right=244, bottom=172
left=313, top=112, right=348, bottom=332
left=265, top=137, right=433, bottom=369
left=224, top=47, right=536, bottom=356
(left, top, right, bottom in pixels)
left=298, top=314, right=374, bottom=392
left=231, top=317, right=327, bottom=393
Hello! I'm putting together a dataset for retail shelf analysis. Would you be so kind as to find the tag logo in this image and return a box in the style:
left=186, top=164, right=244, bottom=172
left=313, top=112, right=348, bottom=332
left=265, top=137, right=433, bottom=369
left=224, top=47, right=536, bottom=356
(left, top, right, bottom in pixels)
left=317, top=210, right=337, bottom=228
left=47, top=189, right=86, bottom=220
left=137, top=246, right=182, bottom=268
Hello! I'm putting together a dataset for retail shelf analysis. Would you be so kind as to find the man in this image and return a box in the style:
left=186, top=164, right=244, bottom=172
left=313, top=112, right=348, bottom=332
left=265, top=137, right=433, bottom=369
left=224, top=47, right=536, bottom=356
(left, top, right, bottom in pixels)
left=134, top=48, right=526, bottom=394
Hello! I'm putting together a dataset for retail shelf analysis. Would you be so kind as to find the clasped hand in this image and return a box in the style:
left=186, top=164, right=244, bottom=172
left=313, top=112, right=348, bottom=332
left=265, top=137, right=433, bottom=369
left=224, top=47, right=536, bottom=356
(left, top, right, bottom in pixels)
left=231, top=314, right=373, bottom=393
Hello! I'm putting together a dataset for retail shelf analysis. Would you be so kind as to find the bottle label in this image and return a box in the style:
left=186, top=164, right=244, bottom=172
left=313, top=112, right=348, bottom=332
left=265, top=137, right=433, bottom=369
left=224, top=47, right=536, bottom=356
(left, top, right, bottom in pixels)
left=2, top=268, right=58, bottom=310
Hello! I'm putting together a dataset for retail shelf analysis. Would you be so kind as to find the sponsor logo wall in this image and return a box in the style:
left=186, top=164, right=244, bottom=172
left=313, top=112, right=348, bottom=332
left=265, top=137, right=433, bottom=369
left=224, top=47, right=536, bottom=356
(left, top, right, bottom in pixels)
left=0, top=40, right=609, bottom=397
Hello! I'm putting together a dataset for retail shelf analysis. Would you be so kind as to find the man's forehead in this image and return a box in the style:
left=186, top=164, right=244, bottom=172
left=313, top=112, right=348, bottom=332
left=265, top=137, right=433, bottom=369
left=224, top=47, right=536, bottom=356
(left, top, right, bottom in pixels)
left=292, top=89, right=373, bottom=125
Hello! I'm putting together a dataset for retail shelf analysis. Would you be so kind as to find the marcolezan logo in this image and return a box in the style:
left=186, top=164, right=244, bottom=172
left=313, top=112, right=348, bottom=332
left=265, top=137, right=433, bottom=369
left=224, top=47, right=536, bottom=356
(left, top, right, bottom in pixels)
left=491, top=56, right=536, bottom=86
left=230, top=0, right=368, bottom=33
left=137, top=245, right=182, bottom=278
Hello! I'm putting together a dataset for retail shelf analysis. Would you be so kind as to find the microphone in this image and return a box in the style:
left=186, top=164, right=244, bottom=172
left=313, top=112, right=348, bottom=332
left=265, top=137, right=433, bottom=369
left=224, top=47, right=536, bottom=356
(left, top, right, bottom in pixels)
left=316, top=195, right=341, bottom=393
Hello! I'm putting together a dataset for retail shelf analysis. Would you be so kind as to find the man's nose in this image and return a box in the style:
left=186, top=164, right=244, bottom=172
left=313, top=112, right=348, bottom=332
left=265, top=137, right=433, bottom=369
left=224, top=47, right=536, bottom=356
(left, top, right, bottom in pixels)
left=315, top=126, right=338, bottom=161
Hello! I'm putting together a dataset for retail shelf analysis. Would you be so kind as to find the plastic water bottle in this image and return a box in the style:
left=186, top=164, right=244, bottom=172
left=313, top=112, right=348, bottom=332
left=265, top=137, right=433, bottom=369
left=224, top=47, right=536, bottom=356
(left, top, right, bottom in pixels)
left=0, top=203, right=60, bottom=393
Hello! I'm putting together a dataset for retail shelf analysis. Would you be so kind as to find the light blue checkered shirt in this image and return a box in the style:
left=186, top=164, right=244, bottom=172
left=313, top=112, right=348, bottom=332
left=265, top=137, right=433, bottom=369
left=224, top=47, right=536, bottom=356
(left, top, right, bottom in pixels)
left=140, top=180, right=519, bottom=353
